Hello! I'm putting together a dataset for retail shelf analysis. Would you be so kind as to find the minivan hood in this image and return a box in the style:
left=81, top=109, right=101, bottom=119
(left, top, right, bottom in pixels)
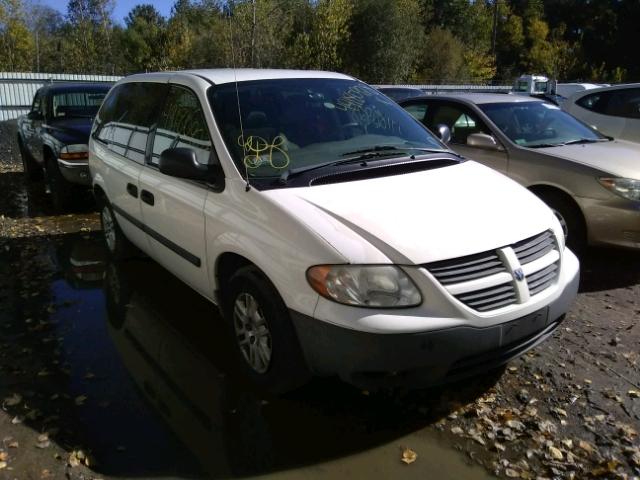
left=535, top=139, right=640, bottom=179
left=264, top=161, right=557, bottom=264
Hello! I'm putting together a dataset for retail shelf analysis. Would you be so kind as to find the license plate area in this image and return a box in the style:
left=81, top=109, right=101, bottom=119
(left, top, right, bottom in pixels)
left=501, top=307, right=549, bottom=346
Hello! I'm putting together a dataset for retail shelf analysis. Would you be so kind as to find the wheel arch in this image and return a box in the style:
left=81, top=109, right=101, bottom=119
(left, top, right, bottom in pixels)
left=528, top=183, right=588, bottom=240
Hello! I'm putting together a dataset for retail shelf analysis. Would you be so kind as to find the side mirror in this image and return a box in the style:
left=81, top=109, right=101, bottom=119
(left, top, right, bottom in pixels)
left=434, top=123, right=451, bottom=144
left=467, top=133, right=504, bottom=151
left=159, top=148, right=218, bottom=182
left=27, top=111, right=44, bottom=121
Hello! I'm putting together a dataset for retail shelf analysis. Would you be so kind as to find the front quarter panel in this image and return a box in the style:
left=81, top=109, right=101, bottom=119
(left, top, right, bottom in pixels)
left=205, top=179, right=347, bottom=317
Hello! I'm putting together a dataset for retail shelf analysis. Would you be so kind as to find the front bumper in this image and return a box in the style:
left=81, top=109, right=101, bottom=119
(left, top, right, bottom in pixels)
left=57, top=159, right=91, bottom=186
left=291, top=251, right=579, bottom=389
left=292, top=308, right=565, bottom=389
left=578, top=196, right=640, bottom=250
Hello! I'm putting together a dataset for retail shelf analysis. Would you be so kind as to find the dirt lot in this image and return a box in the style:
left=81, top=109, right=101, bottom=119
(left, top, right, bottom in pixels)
left=1, top=122, right=639, bottom=480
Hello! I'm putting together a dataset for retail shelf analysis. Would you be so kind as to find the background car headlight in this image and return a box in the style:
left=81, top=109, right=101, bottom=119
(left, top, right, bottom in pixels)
left=306, top=265, right=422, bottom=308
left=599, top=177, right=640, bottom=201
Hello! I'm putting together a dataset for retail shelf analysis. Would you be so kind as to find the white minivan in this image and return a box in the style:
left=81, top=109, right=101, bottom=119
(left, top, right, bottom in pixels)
left=89, top=69, right=579, bottom=391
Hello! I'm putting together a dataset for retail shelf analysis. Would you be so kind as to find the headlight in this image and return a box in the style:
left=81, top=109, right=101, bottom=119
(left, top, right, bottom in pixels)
left=598, top=177, right=640, bottom=201
left=306, top=265, right=422, bottom=308
left=60, top=144, right=89, bottom=161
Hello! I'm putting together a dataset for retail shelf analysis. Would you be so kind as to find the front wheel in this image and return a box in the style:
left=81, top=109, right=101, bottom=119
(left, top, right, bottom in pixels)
left=224, top=266, right=310, bottom=393
left=538, top=191, right=586, bottom=254
left=18, top=137, right=42, bottom=181
left=45, top=157, right=74, bottom=211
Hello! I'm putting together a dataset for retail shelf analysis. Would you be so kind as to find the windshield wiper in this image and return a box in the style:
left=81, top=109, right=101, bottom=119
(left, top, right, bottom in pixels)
left=279, top=152, right=403, bottom=185
left=528, top=138, right=609, bottom=148
left=562, top=138, right=610, bottom=145
left=278, top=145, right=456, bottom=185
left=341, top=145, right=451, bottom=157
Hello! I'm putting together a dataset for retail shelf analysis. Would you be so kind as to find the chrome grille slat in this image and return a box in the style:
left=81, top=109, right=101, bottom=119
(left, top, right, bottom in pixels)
left=428, top=251, right=505, bottom=285
left=514, top=231, right=556, bottom=265
left=455, top=282, right=517, bottom=311
left=425, top=229, right=560, bottom=312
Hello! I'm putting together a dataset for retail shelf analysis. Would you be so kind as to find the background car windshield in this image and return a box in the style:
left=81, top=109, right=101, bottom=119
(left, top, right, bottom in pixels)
left=52, top=90, right=108, bottom=119
left=480, top=101, right=604, bottom=147
left=208, top=79, right=443, bottom=179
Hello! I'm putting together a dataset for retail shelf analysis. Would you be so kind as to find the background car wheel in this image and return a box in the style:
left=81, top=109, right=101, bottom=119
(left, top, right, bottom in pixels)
left=224, top=266, right=310, bottom=393
left=45, top=157, right=74, bottom=211
left=98, top=198, right=136, bottom=261
left=17, top=136, right=43, bottom=181
left=538, top=191, right=586, bottom=254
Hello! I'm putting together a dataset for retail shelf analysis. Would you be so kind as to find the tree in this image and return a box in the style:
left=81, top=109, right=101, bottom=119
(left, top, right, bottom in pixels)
left=291, top=0, right=352, bottom=71
left=346, top=0, right=424, bottom=84
left=121, top=4, right=168, bottom=71
left=0, top=0, right=34, bottom=71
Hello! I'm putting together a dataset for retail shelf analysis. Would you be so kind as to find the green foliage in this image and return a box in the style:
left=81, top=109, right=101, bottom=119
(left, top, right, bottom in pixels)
left=0, top=0, right=637, bottom=84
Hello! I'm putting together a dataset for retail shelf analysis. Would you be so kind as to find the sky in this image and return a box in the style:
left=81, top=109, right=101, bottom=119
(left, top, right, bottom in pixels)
left=40, top=0, right=175, bottom=24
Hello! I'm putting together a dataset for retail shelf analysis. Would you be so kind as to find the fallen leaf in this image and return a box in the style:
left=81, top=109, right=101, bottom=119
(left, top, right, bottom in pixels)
left=75, top=395, right=87, bottom=406
left=451, top=426, right=463, bottom=435
left=10, top=416, right=22, bottom=425
left=578, top=440, right=595, bottom=454
left=548, top=446, right=563, bottom=460
left=505, top=468, right=520, bottom=478
left=8, top=442, right=18, bottom=449
left=628, top=390, right=640, bottom=398
left=0, top=452, right=7, bottom=462
left=3, top=394, right=21, bottom=407
left=401, top=447, right=417, bottom=465
left=0, top=461, right=6, bottom=470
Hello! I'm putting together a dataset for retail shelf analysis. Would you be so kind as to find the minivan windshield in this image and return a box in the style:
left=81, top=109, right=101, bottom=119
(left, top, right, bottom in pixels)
left=208, top=79, right=445, bottom=181
left=479, top=101, right=607, bottom=148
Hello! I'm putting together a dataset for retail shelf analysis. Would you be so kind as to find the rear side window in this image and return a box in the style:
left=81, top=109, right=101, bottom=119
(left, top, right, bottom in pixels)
left=151, top=85, right=212, bottom=166
left=94, top=82, right=168, bottom=163
left=576, top=89, right=640, bottom=119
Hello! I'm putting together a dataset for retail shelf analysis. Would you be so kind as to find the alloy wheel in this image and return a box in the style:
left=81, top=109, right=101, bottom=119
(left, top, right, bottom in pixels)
left=233, top=292, right=272, bottom=374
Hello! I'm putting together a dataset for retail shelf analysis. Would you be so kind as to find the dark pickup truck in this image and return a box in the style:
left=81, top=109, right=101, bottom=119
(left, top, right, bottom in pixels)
left=17, top=83, right=112, bottom=209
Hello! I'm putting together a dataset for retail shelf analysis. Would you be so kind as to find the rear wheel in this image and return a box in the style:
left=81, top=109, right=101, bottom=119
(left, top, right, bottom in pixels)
left=17, top=136, right=42, bottom=181
left=224, top=266, right=310, bottom=393
left=538, top=191, right=586, bottom=254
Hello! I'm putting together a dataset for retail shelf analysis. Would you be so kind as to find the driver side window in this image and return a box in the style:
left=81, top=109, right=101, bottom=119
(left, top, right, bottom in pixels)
left=427, top=104, right=489, bottom=145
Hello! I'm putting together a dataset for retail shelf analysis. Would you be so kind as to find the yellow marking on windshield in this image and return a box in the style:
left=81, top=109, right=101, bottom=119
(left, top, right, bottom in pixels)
left=238, top=135, right=290, bottom=170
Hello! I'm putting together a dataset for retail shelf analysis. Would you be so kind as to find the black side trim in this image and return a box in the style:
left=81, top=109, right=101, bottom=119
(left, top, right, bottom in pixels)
left=112, top=204, right=202, bottom=267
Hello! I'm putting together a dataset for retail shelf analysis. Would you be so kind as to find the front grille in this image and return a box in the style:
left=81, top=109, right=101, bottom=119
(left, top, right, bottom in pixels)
left=427, top=250, right=505, bottom=286
left=513, top=230, right=556, bottom=265
left=424, top=230, right=559, bottom=312
left=526, top=262, right=559, bottom=296
left=455, top=281, right=517, bottom=312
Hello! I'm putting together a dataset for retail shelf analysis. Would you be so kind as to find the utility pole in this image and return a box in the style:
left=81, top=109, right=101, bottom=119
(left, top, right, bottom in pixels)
left=491, top=0, right=498, bottom=57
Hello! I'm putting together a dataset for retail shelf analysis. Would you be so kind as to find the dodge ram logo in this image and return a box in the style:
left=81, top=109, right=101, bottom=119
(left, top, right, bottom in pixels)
left=514, top=268, right=525, bottom=281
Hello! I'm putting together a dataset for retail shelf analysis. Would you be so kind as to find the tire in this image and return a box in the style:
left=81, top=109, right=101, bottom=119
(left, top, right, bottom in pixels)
left=98, top=197, right=136, bottom=261
left=538, top=191, right=586, bottom=254
left=223, top=266, right=310, bottom=393
left=17, top=136, right=43, bottom=181
left=45, top=156, right=74, bottom=211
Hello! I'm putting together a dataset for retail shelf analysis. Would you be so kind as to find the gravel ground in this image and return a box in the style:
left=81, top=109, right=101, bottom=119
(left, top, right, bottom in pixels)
left=0, top=135, right=638, bottom=480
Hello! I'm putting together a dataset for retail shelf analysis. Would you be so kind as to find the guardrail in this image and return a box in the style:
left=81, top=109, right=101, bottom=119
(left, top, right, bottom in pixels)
left=375, top=84, right=513, bottom=93
left=0, top=72, right=122, bottom=121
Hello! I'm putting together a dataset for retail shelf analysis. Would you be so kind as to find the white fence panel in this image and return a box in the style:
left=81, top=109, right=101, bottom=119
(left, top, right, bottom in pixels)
left=0, top=72, right=122, bottom=121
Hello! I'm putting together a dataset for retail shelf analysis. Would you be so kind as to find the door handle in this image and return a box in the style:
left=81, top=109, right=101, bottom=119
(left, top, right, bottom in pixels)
left=126, top=183, right=138, bottom=198
left=140, top=189, right=154, bottom=206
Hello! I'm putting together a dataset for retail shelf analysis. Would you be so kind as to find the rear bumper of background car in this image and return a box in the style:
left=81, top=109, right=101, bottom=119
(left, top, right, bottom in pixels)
left=58, top=159, right=91, bottom=186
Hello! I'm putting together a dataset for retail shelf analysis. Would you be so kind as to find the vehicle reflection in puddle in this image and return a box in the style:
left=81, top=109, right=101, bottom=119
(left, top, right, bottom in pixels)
left=52, top=233, right=494, bottom=479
